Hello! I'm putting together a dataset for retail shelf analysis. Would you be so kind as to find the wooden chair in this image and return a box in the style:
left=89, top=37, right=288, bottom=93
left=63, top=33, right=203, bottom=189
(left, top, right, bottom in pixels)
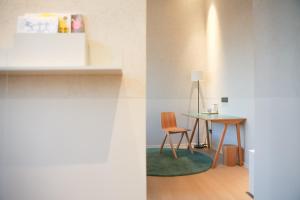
left=160, top=112, right=193, bottom=159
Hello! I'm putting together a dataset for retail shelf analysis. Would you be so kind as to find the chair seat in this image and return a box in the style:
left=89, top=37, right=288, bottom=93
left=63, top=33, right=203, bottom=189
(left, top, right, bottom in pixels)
left=163, top=127, right=190, bottom=133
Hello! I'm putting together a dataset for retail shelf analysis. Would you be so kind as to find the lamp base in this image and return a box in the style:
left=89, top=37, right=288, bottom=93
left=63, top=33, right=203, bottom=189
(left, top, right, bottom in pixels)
left=193, top=144, right=207, bottom=149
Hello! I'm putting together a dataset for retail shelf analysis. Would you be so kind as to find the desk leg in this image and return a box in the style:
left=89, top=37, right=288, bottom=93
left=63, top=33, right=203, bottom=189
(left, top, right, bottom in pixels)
left=205, top=121, right=210, bottom=149
left=189, top=118, right=199, bottom=149
left=236, top=123, right=243, bottom=166
left=212, top=124, right=228, bottom=168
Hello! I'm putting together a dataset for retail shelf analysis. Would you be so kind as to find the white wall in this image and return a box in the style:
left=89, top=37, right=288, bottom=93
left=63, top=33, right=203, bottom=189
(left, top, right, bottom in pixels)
left=204, top=0, right=255, bottom=165
left=147, top=0, right=207, bottom=146
left=147, top=0, right=255, bottom=166
left=253, top=0, right=300, bottom=199
left=0, top=1, right=146, bottom=200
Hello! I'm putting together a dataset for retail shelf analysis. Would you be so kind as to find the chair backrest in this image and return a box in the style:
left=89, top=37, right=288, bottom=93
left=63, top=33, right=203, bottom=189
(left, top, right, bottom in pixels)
left=161, top=112, right=177, bottom=129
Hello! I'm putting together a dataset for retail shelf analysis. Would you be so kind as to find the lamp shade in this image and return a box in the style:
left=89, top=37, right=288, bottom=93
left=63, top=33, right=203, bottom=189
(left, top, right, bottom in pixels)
left=191, top=70, right=204, bottom=81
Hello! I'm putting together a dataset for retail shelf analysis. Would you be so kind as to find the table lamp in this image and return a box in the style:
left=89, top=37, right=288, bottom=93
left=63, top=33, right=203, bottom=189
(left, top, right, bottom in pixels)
left=191, top=70, right=205, bottom=149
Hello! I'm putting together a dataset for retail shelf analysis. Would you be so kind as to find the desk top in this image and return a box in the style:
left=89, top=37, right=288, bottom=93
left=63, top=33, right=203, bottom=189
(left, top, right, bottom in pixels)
left=183, top=113, right=246, bottom=124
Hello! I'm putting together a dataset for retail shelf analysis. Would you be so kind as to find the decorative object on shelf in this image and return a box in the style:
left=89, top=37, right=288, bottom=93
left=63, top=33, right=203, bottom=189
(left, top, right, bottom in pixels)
left=191, top=70, right=205, bottom=149
left=17, top=15, right=59, bottom=33
left=17, top=13, right=83, bottom=34
left=57, top=14, right=71, bottom=33
left=71, top=15, right=85, bottom=33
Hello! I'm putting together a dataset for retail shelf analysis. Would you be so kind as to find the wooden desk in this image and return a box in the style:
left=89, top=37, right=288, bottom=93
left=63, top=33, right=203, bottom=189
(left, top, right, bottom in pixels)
left=184, top=113, right=246, bottom=168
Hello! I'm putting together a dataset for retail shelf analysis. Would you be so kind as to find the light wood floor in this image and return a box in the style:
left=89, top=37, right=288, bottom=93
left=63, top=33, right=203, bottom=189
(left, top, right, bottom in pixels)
left=147, top=149, right=251, bottom=200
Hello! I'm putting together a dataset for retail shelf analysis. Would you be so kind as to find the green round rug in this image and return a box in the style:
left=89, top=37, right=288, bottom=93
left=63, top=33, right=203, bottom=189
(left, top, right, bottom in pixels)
left=147, top=148, right=212, bottom=177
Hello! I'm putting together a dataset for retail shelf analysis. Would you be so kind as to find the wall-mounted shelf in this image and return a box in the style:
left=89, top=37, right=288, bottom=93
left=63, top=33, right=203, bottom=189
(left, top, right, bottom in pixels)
left=8, top=33, right=87, bottom=67
left=0, top=65, right=122, bottom=75
left=0, top=33, right=123, bottom=75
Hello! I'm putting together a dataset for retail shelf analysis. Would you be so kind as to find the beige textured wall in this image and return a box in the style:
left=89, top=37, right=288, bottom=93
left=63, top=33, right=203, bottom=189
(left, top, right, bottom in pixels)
left=0, top=1, right=146, bottom=200
left=147, top=0, right=207, bottom=146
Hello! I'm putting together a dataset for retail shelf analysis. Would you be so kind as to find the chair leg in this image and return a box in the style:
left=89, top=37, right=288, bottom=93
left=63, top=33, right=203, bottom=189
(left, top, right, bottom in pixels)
left=168, top=133, right=178, bottom=159
left=160, top=134, right=168, bottom=154
left=177, top=133, right=184, bottom=150
left=185, top=132, right=193, bottom=154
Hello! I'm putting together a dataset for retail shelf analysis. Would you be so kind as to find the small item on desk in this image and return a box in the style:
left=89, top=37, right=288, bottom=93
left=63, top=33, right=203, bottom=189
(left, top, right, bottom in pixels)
left=203, top=104, right=218, bottom=114
left=213, top=104, right=218, bottom=113
left=207, top=108, right=212, bottom=113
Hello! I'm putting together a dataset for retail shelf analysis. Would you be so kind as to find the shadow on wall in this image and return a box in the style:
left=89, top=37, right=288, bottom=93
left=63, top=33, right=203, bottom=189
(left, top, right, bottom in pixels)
left=0, top=74, right=122, bottom=167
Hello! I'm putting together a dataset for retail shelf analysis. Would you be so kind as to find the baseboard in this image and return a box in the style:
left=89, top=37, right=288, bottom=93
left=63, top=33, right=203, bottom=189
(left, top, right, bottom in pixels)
left=146, top=144, right=161, bottom=148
